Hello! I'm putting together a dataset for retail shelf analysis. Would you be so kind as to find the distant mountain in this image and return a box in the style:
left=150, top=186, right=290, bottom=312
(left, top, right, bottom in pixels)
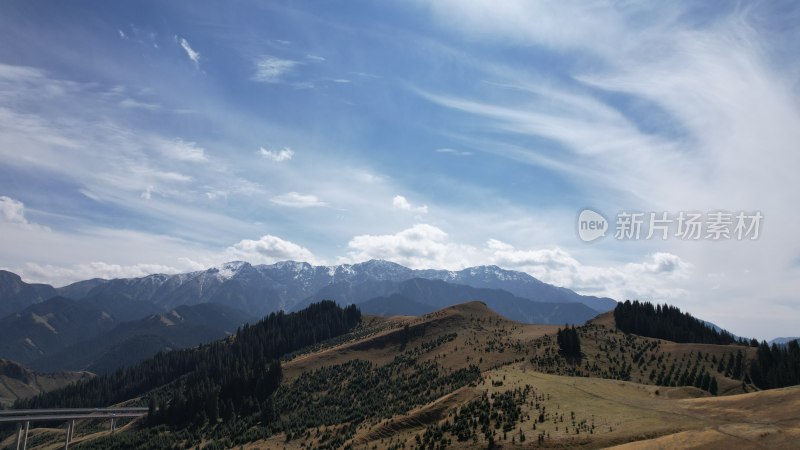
left=293, top=279, right=405, bottom=310
left=56, top=278, right=109, bottom=300
left=0, top=359, right=92, bottom=408
left=354, top=278, right=600, bottom=324
left=415, top=265, right=618, bottom=312
left=79, top=261, right=335, bottom=317
left=0, top=270, right=58, bottom=318
left=770, top=337, right=799, bottom=346
left=0, top=296, right=116, bottom=364
left=359, top=293, right=434, bottom=317
left=81, top=293, right=164, bottom=322
left=30, top=303, right=254, bottom=374
left=290, top=261, right=616, bottom=315
left=0, top=260, right=616, bottom=325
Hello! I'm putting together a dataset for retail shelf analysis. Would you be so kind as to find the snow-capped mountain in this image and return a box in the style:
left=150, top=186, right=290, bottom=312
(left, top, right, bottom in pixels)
left=53, top=260, right=616, bottom=318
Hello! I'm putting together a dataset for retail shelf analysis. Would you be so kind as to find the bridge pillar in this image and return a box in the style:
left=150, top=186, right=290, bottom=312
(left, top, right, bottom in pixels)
left=64, top=420, right=71, bottom=449
left=21, top=421, right=29, bottom=450
left=14, top=423, right=22, bottom=450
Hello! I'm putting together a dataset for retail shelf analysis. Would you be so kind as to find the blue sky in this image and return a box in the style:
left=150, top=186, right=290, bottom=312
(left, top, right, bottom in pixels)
left=0, top=1, right=799, bottom=339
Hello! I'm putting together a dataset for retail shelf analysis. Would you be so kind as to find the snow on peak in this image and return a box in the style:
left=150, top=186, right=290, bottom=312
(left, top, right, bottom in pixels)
left=273, top=260, right=311, bottom=272
left=211, top=261, right=249, bottom=280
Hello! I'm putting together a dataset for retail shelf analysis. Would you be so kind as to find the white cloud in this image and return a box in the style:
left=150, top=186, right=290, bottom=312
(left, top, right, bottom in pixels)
left=226, top=234, right=316, bottom=264
left=0, top=222, right=231, bottom=286
left=392, top=195, right=428, bottom=214
left=147, top=170, right=192, bottom=182
left=259, top=146, right=294, bottom=162
left=628, top=252, right=691, bottom=278
left=415, top=2, right=800, bottom=338
left=421, top=0, right=633, bottom=58
left=22, top=261, right=183, bottom=283
left=253, top=56, right=299, bottom=83
left=179, top=37, right=200, bottom=65
left=341, top=224, right=479, bottom=269
left=141, top=185, right=154, bottom=200
left=485, top=239, right=690, bottom=302
left=0, top=196, right=50, bottom=231
left=270, top=192, right=326, bottom=208
left=0, top=196, right=27, bottom=224
left=119, top=98, right=159, bottom=110
left=160, top=138, right=208, bottom=162
left=205, top=190, right=227, bottom=200
left=435, top=147, right=472, bottom=156
left=354, top=171, right=384, bottom=184
left=306, top=54, right=326, bottom=62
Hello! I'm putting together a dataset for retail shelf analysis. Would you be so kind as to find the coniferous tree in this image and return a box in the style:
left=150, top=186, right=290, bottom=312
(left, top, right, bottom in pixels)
left=709, top=377, right=719, bottom=395
left=614, top=300, right=740, bottom=345
left=556, top=326, right=581, bottom=357
left=749, top=340, right=800, bottom=389
left=15, top=300, right=362, bottom=431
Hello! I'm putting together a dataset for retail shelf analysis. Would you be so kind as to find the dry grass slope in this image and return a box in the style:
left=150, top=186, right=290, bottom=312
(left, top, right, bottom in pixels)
left=9, top=302, right=795, bottom=450
left=0, top=359, right=92, bottom=408
left=236, top=303, right=797, bottom=449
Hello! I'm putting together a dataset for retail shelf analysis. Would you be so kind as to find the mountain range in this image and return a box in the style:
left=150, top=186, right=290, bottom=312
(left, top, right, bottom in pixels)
left=0, top=260, right=617, bottom=373
left=329, top=277, right=602, bottom=324
left=1, top=260, right=616, bottom=317
left=0, top=295, right=252, bottom=374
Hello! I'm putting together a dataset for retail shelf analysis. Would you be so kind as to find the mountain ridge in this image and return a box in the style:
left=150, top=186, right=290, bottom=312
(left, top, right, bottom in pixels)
left=55, top=259, right=617, bottom=316
left=340, top=277, right=602, bottom=325
left=0, top=270, right=59, bottom=318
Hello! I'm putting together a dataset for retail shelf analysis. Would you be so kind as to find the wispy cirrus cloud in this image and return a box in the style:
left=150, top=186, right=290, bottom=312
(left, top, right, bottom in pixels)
left=119, top=98, right=160, bottom=111
left=178, top=37, right=200, bottom=65
left=159, top=138, right=208, bottom=162
left=259, top=146, right=294, bottom=162
left=253, top=56, right=300, bottom=83
left=416, top=0, right=800, bottom=337
left=435, top=147, right=472, bottom=156
left=270, top=192, right=326, bottom=208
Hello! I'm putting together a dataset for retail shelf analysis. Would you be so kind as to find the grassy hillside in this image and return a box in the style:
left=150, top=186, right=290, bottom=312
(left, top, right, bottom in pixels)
left=2, top=301, right=796, bottom=449
left=0, top=359, right=92, bottom=408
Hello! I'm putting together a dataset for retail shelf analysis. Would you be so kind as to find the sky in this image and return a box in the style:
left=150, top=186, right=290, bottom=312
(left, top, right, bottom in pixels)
left=0, top=1, right=798, bottom=339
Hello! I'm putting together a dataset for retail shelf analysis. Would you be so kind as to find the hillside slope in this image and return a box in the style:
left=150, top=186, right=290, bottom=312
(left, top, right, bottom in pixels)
left=344, top=278, right=601, bottom=324
left=0, top=296, right=116, bottom=364
left=4, top=301, right=791, bottom=450
left=29, top=303, right=252, bottom=374
left=0, top=359, right=91, bottom=408
left=0, top=270, right=58, bottom=318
